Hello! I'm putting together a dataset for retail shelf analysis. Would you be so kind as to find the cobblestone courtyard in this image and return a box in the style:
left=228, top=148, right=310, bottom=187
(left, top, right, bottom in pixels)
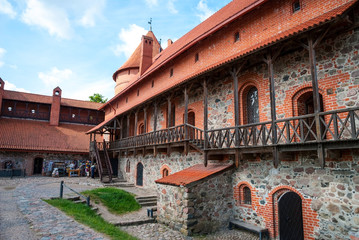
left=0, top=177, right=257, bottom=240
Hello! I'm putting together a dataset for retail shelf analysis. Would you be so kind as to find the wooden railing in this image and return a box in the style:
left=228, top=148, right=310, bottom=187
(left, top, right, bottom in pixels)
left=109, top=124, right=204, bottom=150
left=90, top=140, right=113, bottom=182
left=107, top=107, right=359, bottom=151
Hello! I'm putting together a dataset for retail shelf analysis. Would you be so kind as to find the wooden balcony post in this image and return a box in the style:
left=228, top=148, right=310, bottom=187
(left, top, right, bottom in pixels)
left=126, top=114, right=130, bottom=138
left=134, top=110, right=138, bottom=136
left=265, top=52, right=279, bottom=168
left=230, top=64, right=243, bottom=148
left=144, top=107, right=147, bottom=133
left=184, top=86, right=189, bottom=155
left=153, top=101, right=158, bottom=132
left=120, top=117, right=123, bottom=139
left=167, top=96, right=171, bottom=143
left=203, top=78, right=208, bottom=167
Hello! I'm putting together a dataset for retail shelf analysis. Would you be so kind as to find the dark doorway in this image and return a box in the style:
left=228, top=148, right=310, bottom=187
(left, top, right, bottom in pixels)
left=278, top=191, right=304, bottom=240
left=110, top=158, right=118, bottom=177
left=136, top=162, right=143, bottom=186
left=188, top=111, right=195, bottom=139
left=33, top=157, right=43, bottom=174
left=297, top=92, right=324, bottom=141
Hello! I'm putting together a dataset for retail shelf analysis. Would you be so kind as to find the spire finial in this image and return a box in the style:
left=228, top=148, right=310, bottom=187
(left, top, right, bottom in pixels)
left=148, top=18, right=152, bottom=31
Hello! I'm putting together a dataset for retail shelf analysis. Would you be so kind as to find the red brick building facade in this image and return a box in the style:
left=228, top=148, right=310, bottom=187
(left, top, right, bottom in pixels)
left=0, top=79, right=104, bottom=176
left=89, top=0, right=359, bottom=239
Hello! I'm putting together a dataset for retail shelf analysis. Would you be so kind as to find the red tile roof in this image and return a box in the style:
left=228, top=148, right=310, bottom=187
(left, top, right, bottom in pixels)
left=3, top=90, right=103, bottom=110
left=155, top=163, right=233, bottom=186
left=101, top=0, right=356, bottom=111
left=0, top=118, right=91, bottom=153
left=112, top=31, right=162, bottom=81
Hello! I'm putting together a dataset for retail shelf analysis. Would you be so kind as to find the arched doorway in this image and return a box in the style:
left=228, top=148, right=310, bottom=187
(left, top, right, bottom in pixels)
left=136, top=162, right=144, bottom=186
left=297, top=91, right=324, bottom=141
left=33, top=157, right=43, bottom=174
left=278, top=191, right=304, bottom=240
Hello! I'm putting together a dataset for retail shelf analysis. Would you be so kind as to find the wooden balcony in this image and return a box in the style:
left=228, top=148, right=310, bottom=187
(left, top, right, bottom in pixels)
left=2, top=109, right=50, bottom=121
left=106, top=107, right=359, bottom=158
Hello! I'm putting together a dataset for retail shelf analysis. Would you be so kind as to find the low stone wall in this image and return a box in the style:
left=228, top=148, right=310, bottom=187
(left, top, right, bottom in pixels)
left=118, top=151, right=203, bottom=188
left=157, top=170, right=233, bottom=236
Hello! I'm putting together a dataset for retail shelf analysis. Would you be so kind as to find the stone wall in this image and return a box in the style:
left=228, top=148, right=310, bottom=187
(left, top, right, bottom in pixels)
left=119, top=151, right=203, bottom=189
left=0, top=151, right=88, bottom=176
left=232, top=151, right=359, bottom=240
left=156, top=170, right=233, bottom=236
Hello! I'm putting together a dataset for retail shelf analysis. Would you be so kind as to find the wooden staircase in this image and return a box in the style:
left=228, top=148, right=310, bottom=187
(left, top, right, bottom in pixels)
left=91, top=140, right=113, bottom=183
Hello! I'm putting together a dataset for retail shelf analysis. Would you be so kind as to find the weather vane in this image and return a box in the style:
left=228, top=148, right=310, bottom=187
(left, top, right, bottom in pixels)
left=148, top=18, right=152, bottom=31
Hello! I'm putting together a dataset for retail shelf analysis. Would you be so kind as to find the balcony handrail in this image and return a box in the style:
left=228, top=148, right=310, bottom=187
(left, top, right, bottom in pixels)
left=108, top=107, right=359, bottom=151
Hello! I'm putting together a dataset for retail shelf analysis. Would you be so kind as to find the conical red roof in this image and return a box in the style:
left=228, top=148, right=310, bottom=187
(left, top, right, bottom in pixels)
left=112, top=31, right=162, bottom=81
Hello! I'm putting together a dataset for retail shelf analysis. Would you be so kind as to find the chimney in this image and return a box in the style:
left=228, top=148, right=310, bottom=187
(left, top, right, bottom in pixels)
left=167, top=39, right=173, bottom=46
left=139, top=35, right=153, bottom=75
left=50, top=87, right=61, bottom=126
left=0, top=78, right=4, bottom=116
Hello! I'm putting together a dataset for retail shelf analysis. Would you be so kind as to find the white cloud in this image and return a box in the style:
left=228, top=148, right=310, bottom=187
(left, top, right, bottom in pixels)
left=21, top=0, right=73, bottom=39
left=4, top=80, right=30, bottom=92
left=0, top=48, right=6, bottom=58
left=0, top=0, right=17, bottom=18
left=145, top=0, right=158, bottom=7
left=196, top=0, right=214, bottom=22
left=38, top=67, right=72, bottom=87
left=78, top=0, right=105, bottom=28
left=64, top=79, right=114, bottom=100
left=167, top=0, right=178, bottom=14
left=113, top=24, right=147, bottom=58
left=0, top=48, right=6, bottom=67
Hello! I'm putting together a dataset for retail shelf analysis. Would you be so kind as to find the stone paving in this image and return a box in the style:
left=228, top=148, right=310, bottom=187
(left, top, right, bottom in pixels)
left=0, top=176, right=259, bottom=240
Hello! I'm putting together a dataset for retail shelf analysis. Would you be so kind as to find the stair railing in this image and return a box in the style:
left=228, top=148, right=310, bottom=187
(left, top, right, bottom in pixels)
left=103, top=140, right=113, bottom=183
left=92, top=141, right=104, bottom=181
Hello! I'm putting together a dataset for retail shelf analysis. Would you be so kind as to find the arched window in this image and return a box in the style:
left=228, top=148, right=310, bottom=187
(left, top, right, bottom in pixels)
left=246, top=87, right=259, bottom=124
left=243, top=186, right=251, bottom=205
left=126, top=160, right=130, bottom=172
left=138, top=123, right=145, bottom=135
left=162, top=168, right=169, bottom=177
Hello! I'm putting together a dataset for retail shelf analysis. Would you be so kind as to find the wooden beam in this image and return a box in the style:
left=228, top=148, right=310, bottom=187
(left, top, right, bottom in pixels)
left=184, top=86, right=189, bottom=139
left=144, top=107, right=147, bottom=133
left=134, top=110, right=138, bottom=136
left=318, top=143, right=325, bottom=169
left=235, top=149, right=240, bottom=168
left=203, top=78, right=208, bottom=167
left=126, top=115, right=130, bottom=138
left=265, top=52, right=279, bottom=167
left=120, top=117, right=123, bottom=139
left=167, top=96, right=172, bottom=128
left=153, top=101, right=158, bottom=132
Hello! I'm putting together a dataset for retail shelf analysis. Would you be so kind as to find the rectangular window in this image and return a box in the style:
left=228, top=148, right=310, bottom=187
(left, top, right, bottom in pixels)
left=126, top=97, right=128, bottom=103
left=170, top=68, right=173, bottom=77
left=234, top=32, right=240, bottom=42
left=137, top=89, right=140, bottom=96
left=195, top=53, right=199, bottom=62
left=293, top=1, right=300, bottom=12
left=152, top=80, right=154, bottom=88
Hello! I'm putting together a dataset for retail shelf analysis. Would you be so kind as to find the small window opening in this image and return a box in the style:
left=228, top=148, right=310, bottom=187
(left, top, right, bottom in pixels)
left=137, top=89, right=140, bottom=96
left=293, top=1, right=300, bottom=12
left=162, top=168, right=169, bottom=177
left=128, top=69, right=130, bottom=75
left=234, top=32, right=240, bottom=42
left=170, top=68, right=173, bottom=77
left=55, top=91, right=60, bottom=95
left=8, top=107, right=12, bottom=111
left=31, top=109, right=35, bottom=114
left=195, top=53, right=199, bottom=62
left=126, top=97, right=128, bottom=103
left=243, top=186, right=252, bottom=205
left=72, top=113, right=76, bottom=118
left=151, top=80, right=154, bottom=88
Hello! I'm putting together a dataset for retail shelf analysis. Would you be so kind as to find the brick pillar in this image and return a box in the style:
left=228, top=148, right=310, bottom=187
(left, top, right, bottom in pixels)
left=139, top=35, right=153, bottom=76
left=50, top=87, right=62, bottom=126
left=0, top=78, right=4, bottom=116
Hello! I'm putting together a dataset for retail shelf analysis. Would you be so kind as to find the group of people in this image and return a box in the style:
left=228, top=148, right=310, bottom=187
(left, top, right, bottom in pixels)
left=51, top=160, right=97, bottom=178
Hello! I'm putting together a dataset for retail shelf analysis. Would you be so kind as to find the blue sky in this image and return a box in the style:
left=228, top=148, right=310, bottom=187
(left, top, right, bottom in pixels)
left=0, top=0, right=231, bottom=100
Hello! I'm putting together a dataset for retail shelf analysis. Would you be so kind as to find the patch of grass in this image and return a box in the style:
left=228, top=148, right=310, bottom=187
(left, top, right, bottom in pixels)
left=82, top=187, right=141, bottom=215
left=45, top=199, right=136, bottom=240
